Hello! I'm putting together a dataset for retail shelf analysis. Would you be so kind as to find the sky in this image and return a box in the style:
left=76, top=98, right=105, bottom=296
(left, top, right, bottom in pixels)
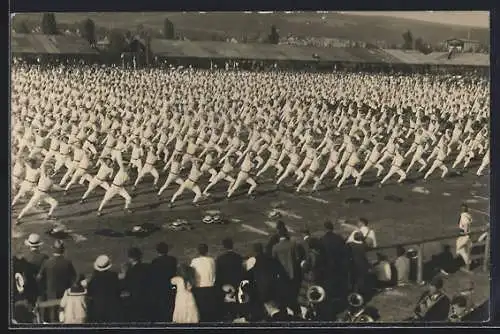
left=342, top=11, right=489, bottom=28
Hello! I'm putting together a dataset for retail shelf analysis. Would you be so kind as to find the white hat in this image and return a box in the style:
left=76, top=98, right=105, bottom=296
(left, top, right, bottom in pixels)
left=94, top=255, right=112, bottom=272
left=24, top=233, right=43, bottom=248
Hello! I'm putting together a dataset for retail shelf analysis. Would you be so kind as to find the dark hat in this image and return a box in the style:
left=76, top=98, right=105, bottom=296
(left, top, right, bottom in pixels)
left=53, top=240, right=65, bottom=254
left=430, top=276, right=444, bottom=290
left=127, top=247, right=143, bottom=261
left=156, top=242, right=169, bottom=255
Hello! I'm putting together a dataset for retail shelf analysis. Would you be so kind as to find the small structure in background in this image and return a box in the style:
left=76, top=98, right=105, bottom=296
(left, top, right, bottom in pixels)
left=444, top=38, right=481, bottom=53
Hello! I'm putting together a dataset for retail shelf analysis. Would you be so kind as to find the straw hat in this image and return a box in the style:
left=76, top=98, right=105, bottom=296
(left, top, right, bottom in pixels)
left=24, top=233, right=43, bottom=248
left=94, top=255, right=112, bottom=272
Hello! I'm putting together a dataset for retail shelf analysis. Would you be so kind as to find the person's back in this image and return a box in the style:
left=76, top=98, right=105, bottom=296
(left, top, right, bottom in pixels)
left=215, top=243, right=244, bottom=288
left=394, top=246, right=410, bottom=286
left=87, top=270, right=122, bottom=322
left=272, top=237, right=298, bottom=281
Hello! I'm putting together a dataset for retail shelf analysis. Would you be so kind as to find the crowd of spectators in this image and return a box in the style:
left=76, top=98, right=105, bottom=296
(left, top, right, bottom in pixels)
left=12, top=215, right=483, bottom=324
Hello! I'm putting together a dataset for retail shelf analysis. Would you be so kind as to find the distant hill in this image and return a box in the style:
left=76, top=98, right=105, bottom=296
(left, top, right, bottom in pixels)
left=11, top=12, right=490, bottom=47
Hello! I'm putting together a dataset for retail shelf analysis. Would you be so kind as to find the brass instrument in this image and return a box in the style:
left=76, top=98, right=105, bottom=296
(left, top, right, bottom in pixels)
left=341, top=293, right=375, bottom=323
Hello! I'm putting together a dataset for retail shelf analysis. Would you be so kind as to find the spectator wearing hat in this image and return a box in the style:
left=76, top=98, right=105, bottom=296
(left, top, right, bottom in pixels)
left=87, top=256, right=122, bottom=323
left=393, top=246, right=410, bottom=286
left=59, top=274, right=88, bottom=324
left=413, top=276, right=451, bottom=322
left=150, top=242, right=178, bottom=322
left=265, top=221, right=289, bottom=256
left=37, top=240, right=76, bottom=323
left=190, top=243, right=216, bottom=322
left=215, top=238, right=244, bottom=320
left=121, top=247, right=152, bottom=322
left=22, top=233, right=48, bottom=306
left=320, top=221, right=348, bottom=319
left=271, top=227, right=301, bottom=316
left=347, top=232, right=371, bottom=297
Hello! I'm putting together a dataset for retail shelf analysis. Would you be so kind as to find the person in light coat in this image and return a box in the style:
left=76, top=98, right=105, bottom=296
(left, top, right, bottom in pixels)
left=59, top=275, right=88, bottom=324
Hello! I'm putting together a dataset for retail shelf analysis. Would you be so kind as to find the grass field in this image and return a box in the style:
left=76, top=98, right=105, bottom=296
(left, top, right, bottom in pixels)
left=10, top=152, right=490, bottom=321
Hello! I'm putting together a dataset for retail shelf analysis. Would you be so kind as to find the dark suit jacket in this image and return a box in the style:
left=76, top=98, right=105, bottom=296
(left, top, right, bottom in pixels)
left=320, top=231, right=347, bottom=270
left=37, top=254, right=76, bottom=300
left=272, top=239, right=300, bottom=281
left=249, top=254, right=280, bottom=302
left=87, top=270, right=122, bottom=322
left=150, top=255, right=177, bottom=292
left=22, top=251, right=48, bottom=302
left=215, top=250, right=244, bottom=288
left=348, top=243, right=371, bottom=275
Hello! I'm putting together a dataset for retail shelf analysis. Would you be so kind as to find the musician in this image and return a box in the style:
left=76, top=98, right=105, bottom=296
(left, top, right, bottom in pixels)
left=412, top=276, right=451, bottom=322
left=340, top=292, right=378, bottom=323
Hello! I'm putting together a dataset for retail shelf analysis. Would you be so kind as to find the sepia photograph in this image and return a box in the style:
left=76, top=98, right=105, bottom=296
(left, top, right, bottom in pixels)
left=10, top=10, right=490, bottom=325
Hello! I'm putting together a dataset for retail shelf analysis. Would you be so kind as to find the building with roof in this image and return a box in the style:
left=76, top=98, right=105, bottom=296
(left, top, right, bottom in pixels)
left=444, top=38, right=481, bottom=53
left=11, top=33, right=99, bottom=63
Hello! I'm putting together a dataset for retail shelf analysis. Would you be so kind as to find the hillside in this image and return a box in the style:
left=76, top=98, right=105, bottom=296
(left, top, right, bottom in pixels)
left=11, top=12, right=490, bottom=47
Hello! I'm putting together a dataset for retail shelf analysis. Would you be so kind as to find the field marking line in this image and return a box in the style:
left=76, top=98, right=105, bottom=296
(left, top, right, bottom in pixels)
left=473, top=195, right=489, bottom=201
left=241, top=224, right=270, bottom=236
left=304, top=195, right=329, bottom=204
left=469, top=208, right=489, bottom=217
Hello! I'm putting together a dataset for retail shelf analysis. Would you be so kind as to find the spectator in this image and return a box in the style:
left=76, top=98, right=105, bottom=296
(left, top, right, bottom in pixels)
left=433, top=244, right=456, bottom=276
left=121, top=247, right=151, bottom=322
left=320, top=221, right=348, bottom=319
left=171, top=264, right=199, bottom=324
left=22, top=233, right=48, bottom=306
left=190, top=243, right=216, bottom=322
left=265, top=220, right=289, bottom=256
left=346, top=218, right=377, bottom=248
left=271, top=228, right=301, bottom=315
left=347, top=232, right=371, bottom=297
left=215, top=238, right=244, bottom=289
left=37, top=240, right=76, bottom=323
left=297, top=237, right=325, bottom=312
left=59, top=274, right=87, bottom=324
left=215, top=238, right=244, bottom=319
left=373, top=253, right=392, bottom=290
left=456, top=229, right=473, bottom=273
left=412, top=276, right=451, bottom=321
left=296, top=229, right=311, bottom=263
left=393, top=246, right=410, bottom=286
left=458, top=204, right=473, bottom=232
left=247, top=243, right=279, bottom=308
left=87, top=255, right=122, bottom=323
left=150, top=242, right=177, bottom=322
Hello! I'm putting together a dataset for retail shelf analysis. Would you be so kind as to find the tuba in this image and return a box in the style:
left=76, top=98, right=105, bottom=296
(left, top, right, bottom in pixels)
left=342, top=293, right=375, bottom=323
left=307, top=285, right=326, bottom=304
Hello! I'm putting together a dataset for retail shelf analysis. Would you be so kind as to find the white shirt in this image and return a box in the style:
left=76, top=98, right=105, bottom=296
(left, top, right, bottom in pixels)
left=190, top=256, right=216, bottom=288
left=459, top=212, right=472, bottom=233
left=347, top=225, right=377, bottom=247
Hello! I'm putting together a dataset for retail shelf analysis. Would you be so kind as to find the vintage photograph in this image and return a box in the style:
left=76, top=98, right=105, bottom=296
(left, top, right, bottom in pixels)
left=10, top=11, right=490, bottom=325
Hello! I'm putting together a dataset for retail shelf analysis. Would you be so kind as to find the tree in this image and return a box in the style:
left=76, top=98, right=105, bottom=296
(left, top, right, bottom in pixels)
left=81, top=18, right=96, bottom=46
left=163, top=18, right=175, bottom=39
left=402, top=29, right=413, bottom=50
left=268, top=25, right=279, bottom=44
left=108, top=29, right=127, bottom=55
left=415, top=37, right=433, bottom=55
left=13, top=20, right=30, bottom=34
left=41, top=13, right=58, bottom=35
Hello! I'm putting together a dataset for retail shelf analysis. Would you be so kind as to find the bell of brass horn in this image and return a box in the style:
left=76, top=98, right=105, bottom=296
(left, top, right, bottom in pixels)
left=307, top=285, right=326, bottom=304
left=356, top=313, right=375, bottom=323
left=348, top=292, right=364, bottom=308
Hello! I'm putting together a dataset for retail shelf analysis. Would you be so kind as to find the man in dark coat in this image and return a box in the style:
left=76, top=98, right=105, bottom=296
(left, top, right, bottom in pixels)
left=265, top=221, right=289, bottom=256
left=215, top=238, right=244, bottom=320
left=87, top=255, right=123, bottom=323
left=271, top=229, right=301, bottom=315
left=150, top=242, right=177, bottom=322
left=22, top=234, right=49, bottom=306
left=320, top=221, right=348, bottom=319
left=121, top=247, right=152, bottom=322
left=37, top=240, right=76, bottom=323
left=347, top=232, right=372, bottom=297
left=413, top=276, right=451, bottom=322
left=248, top=243, right=279, bottom=308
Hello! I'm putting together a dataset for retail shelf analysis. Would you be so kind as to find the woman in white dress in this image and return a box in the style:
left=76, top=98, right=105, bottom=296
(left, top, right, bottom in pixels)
left=171, top=264, right=199, bottom=323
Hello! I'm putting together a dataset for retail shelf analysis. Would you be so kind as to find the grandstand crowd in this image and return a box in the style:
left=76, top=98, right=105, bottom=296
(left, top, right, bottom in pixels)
left=11, top=62, right=489, bottom=323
